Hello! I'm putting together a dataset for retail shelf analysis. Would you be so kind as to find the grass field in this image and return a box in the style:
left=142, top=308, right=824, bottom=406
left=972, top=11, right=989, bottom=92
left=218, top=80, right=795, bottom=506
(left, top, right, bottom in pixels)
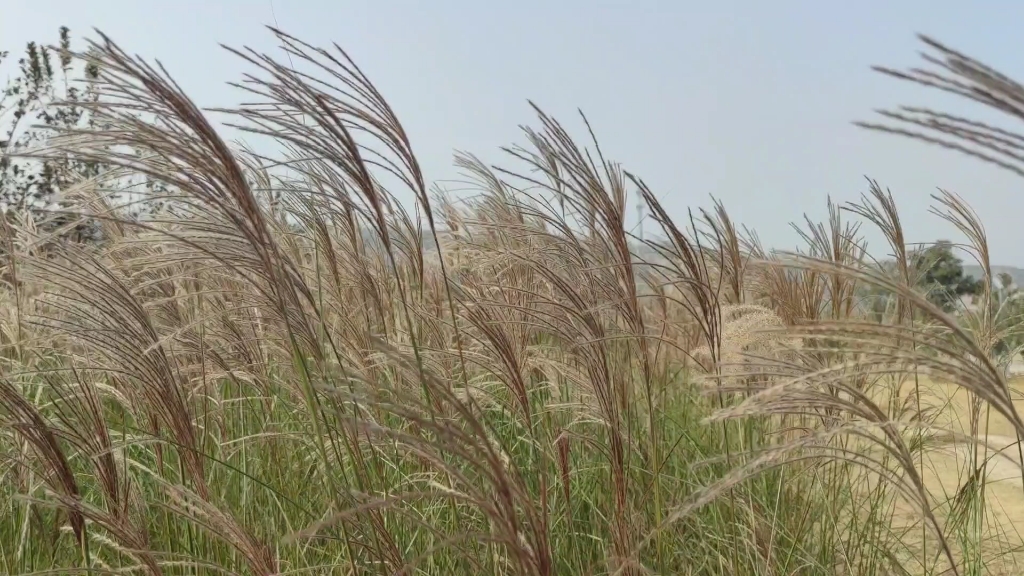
left=3, top=27, right=1024, bottom=576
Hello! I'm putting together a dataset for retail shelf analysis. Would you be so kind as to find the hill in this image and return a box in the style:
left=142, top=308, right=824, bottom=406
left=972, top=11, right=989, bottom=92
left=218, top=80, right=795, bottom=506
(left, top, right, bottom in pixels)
left=963, top=264, right=1024, bottom=287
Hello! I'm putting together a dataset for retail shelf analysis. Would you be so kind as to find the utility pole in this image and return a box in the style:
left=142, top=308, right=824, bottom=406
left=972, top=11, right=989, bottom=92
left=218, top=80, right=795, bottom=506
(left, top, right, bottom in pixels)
left=636, top=193, right=645, bottom=241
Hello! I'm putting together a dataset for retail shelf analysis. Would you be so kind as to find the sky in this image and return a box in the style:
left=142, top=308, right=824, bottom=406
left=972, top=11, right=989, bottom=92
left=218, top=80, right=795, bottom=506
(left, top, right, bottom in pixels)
left=4, top=1, right=1024, bottom=264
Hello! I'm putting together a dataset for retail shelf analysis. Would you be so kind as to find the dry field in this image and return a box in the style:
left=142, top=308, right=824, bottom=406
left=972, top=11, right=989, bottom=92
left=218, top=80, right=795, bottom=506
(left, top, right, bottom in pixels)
left=918, top=376, right=1024, bottom=549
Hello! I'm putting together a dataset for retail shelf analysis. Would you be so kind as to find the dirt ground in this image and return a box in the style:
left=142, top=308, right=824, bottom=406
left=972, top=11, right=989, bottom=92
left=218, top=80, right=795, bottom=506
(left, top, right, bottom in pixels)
left=909, top=376, right=1024, bottom=573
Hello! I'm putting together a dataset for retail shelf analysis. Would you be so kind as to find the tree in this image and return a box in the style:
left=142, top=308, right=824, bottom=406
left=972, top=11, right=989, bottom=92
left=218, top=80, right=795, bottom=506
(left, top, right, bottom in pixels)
left=0, top=27, right=104, bottom=244
left=1, top=28, right=192, bottom=249
left=911, top=240, right=983, bottom=312
left=998, top=271, right=1015, bottom=292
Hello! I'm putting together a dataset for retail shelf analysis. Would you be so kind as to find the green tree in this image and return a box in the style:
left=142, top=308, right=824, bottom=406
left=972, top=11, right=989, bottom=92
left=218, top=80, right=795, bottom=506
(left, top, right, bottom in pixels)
left=912, top=240, right=983, bottom=312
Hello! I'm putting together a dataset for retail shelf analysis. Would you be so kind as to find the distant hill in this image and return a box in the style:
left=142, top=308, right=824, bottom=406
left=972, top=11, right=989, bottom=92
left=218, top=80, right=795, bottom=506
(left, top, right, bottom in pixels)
left=963, top=264, right=1024, bottom=287
left=413, top=228, right=1024, bottom=289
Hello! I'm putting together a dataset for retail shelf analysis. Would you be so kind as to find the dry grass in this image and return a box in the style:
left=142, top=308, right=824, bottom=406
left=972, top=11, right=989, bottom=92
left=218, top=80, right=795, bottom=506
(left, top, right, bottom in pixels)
left=2, top=28, right=1024, bottom=576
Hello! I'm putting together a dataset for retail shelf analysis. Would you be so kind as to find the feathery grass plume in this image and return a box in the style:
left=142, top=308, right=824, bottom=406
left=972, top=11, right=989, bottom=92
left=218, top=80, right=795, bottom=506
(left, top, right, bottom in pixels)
left=843, top=178, right=925, bottom=325
left=925, top=188, right=1024, bottom=573
left=858, top=35, right=1024, bottom=179
left=744, top=227, right=828, bottom=327
left=700, top=197, right=748, bottom=306
left=47, top=367, right=152, bottom=545
left=24, top=243, right=210, bottom=498
left=631, top=175, right=721, bottom=373
left=492, top=113, right=645, bottom=571
left=0, top=376, right=87, bottom=558
left=292, top=340, right=555, bottom=575
left=792, top=197, right=866, bottom=323
left=844, top=177, right=939, bottom=569
left=691, top=304, right=793, bottom=384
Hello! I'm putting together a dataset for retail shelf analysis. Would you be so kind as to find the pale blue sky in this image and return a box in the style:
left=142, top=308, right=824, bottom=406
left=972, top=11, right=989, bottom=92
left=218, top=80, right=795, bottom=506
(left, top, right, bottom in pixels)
left=4, top=1, right=1024, bottom=263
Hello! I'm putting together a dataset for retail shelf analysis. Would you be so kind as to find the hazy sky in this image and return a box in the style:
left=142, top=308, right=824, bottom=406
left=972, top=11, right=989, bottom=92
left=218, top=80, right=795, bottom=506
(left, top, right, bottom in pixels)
left=4, top=1, right=1024, bottom=263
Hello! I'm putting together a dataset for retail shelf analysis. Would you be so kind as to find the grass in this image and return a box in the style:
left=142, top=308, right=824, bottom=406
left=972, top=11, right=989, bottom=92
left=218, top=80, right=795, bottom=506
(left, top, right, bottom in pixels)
left=2, top=27, right=1024, bottom=575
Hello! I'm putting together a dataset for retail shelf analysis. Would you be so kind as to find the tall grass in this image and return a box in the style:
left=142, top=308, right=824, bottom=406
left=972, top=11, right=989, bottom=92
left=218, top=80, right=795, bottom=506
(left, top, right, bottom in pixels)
left=1, top=28, right=1024, bottom=575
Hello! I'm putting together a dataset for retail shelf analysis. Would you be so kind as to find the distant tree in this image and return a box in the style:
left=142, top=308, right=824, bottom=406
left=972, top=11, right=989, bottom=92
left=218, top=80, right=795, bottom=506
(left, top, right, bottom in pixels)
left=0, top=26, right=105, bottom=243
left=998, top=271, right=1015, bottom=292
left=1, top=29, right=205, bottom=248
left=912, top=240, right=983, bottom=312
